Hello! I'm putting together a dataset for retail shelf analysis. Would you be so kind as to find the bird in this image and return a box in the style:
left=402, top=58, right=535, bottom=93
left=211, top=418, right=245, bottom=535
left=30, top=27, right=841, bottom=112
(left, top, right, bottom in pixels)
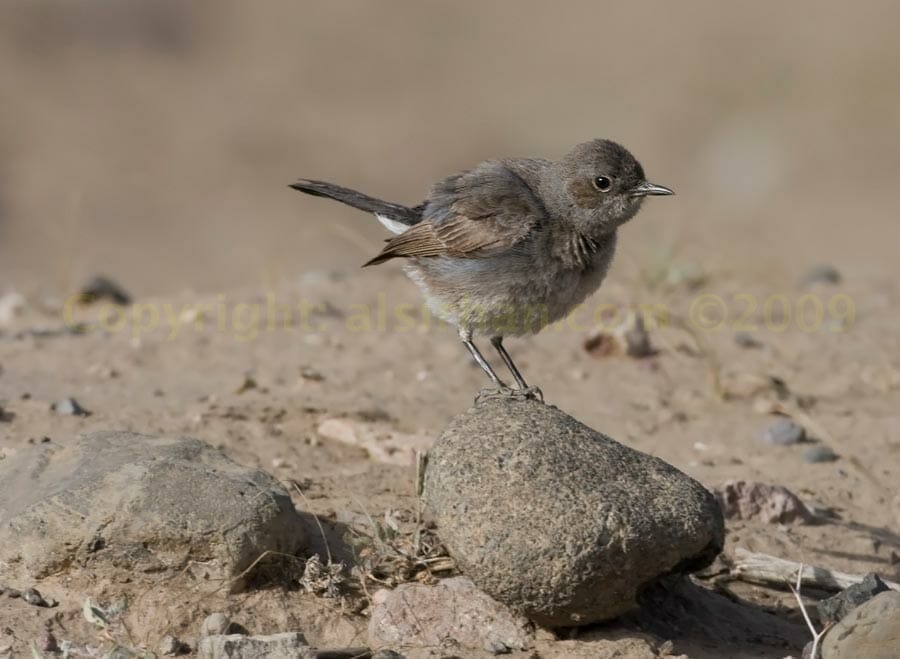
left=290, top=139, right=672, bottom=396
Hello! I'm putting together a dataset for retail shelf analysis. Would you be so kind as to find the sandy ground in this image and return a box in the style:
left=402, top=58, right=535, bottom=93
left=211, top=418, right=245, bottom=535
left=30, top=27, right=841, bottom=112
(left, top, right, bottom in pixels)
left=1, top=262, right=898, bottom=656
left=1, top=2, right=899, bottom=657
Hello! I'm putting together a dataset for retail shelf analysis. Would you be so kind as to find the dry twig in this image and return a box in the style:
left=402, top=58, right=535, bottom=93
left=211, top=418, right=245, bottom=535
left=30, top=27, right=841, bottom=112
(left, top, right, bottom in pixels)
left=730, top=548, right=900, bottom=592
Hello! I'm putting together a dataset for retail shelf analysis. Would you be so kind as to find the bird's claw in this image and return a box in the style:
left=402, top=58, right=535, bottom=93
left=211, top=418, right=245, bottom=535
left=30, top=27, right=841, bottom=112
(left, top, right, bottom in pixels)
left=518, top=385, right=544, bottom=402
left=475, top=385, right=544, bottom=404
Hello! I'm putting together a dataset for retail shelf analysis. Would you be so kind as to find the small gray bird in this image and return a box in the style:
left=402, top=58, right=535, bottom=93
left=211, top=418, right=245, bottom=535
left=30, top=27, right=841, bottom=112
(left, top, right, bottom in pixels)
left=291, top=139, right=672, bottom=395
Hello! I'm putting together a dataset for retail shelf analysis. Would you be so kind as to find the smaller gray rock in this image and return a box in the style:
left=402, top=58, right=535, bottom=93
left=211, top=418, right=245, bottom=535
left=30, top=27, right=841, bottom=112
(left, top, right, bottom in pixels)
left=368, top=577, right=532, bottom=653
left=804, top=445, right=839, bottom=463
left=818, top=573, right=892, bottom=624
left=714, top=480, right=814, bottom=524
left=800, top=265, right=842, bottom=288
left=201, top=613, right=232, bottom=637
left=51, top=398, right=91, bottom=417
left=821, top=591, right=900, bottom=658
left=197, top=632, right=307, bottom=659
left=760, top=418, right=806, bottom=446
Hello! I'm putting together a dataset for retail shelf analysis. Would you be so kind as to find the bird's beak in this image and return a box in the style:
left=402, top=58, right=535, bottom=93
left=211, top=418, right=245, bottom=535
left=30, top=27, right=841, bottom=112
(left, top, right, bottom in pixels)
left=630, top=181, right=674, bottom=197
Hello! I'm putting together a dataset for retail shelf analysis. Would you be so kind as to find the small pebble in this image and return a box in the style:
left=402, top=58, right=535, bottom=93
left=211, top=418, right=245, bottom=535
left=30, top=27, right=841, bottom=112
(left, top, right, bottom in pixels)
left=201, top=612, right=231, bottom=637
left=803, top=445, right=839, bottom=463
left=800, top=264, right=842, bottom=287
left=38, top=631, right=58, bottom=653
left=734, top=331, right=762, bottom=349
left=0, top=290, right=25, bottom=327
left=79, top=275, right=132, bottom=306
left=484, top=638, right=510, bottom=655
left=623, top=313, right=655, bottom=358
left=52, top=398, right=91, bottom=417
left=22, top=588, right=51, bottom=607
left=235, top=375, right=257, bottom=394
left=158, top=634, right=184, bottom=656
left=760, top=418, right=806, bottom=446
left=300, top=366, right=325, bottom=382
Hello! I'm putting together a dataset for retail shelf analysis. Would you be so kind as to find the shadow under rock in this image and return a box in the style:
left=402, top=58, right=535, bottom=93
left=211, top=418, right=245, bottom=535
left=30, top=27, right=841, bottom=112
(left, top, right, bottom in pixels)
left=581, top=576, right=809, bottom=659
left=239, top=513, right=357, bottom=593
left=302, top=514, right=359, bottom=569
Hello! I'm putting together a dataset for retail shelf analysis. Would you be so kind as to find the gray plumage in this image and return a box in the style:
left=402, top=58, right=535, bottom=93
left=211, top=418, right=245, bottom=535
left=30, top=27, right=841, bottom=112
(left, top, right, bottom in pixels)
left=290, top=138, right=672, bottom=394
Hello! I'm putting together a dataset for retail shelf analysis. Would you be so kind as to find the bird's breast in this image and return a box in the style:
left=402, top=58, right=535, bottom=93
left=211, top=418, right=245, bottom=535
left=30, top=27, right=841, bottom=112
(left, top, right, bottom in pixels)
left=402, top=234, right=616, bottom=336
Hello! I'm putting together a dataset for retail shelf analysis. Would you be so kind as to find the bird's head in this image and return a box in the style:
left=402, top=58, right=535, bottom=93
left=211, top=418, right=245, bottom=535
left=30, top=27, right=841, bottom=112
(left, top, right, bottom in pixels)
left=557, top=139, right=672, bottom=236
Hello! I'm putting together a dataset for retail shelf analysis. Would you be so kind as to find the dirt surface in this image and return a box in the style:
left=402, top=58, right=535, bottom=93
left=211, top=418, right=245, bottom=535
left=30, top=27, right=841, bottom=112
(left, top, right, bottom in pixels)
left=1, top=2, right=899, bottom=658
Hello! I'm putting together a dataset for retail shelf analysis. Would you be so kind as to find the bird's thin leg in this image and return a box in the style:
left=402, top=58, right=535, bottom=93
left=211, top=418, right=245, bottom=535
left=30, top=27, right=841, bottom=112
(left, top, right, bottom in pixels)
left=490, top=336, right=529, bottom=389
left=491, top=336, right=543, bottom=401
left=459, top=328, right=508, bottom=389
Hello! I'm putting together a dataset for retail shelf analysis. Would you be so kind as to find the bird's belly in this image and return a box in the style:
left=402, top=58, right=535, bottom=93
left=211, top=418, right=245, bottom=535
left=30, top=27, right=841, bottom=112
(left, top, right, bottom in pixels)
left=403, top=246, right=614, bottom=336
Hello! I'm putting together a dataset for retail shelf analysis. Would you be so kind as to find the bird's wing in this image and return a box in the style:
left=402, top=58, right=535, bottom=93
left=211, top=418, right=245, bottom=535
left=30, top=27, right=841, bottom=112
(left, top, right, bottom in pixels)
left=363, top=161, right=545, bottom=266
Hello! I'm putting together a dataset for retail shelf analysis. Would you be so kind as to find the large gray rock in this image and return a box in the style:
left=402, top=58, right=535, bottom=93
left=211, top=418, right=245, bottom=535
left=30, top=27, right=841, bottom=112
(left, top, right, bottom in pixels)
left=423, top=396, right=724, bottom=627
left=0, top=431, right=306, bottom=587
left=821, top=591, right=900, bottom=659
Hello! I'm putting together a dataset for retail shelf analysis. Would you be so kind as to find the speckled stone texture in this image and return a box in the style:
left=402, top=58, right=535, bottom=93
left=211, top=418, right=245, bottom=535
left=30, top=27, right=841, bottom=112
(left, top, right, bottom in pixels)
left=0, top=431, right=306, bottom=589
left=821, top=591, right=900, bottom=659
left=423, top=396, right=724, bottom=627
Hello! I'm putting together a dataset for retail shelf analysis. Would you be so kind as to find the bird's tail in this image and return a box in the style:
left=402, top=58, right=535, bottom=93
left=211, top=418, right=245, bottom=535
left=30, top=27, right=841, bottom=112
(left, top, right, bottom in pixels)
left=289, top=179, right=422, bottom=226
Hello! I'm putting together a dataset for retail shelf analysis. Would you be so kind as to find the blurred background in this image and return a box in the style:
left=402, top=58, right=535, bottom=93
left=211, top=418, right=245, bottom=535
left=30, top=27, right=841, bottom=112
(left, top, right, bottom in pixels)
left=1, top=0, right=899, bottom=296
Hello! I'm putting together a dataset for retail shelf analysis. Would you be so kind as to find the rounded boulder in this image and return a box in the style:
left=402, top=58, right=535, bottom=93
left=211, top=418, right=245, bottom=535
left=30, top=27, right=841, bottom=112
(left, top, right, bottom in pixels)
left=423, top=396, right=724, bottom=626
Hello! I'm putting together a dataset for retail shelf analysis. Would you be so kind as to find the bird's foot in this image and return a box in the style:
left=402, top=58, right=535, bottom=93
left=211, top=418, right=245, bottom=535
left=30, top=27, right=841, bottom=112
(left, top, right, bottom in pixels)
left=475, top=385, right=544, bottom=404
left=475, top=385, right=515, bottom=403
left=517, top=385, right=544, bottom=402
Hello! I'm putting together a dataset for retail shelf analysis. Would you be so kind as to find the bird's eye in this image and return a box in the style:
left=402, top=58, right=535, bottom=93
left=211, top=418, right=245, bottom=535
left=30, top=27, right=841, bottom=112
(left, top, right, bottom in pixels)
left=593, top=176, right=612, bottom=192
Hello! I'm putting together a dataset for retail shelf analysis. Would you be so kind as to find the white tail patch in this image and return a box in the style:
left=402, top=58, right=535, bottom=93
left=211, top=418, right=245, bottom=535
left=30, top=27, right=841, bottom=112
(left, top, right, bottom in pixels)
left=376, top=214, right=409, bottom=235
